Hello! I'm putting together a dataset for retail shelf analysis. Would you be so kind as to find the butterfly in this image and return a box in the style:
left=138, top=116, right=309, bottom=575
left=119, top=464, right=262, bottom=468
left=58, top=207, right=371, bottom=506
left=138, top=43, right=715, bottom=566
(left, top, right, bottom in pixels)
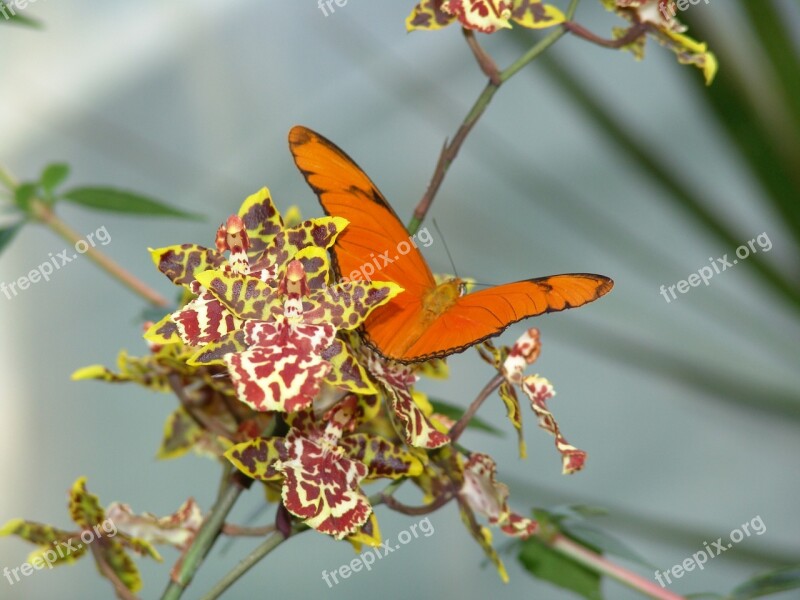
left=288, top=125, right=613, bottom=364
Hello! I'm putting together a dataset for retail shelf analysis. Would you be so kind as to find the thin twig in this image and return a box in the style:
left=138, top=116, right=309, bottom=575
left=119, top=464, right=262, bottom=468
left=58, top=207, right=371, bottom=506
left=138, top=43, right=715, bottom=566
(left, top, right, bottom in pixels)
left=563, top=20, right=649, bottom=49
left=221, top=523, right=276, bottom=537
left=463, top=28, right=501, bottom=85
left=160, top=472, right=248, bottom=600
left=198, top=525, right=308, bottom=600
left=408, top=0, right=582, bottom=234
left=448, top=373, right=505, bottom=443
left=381, top=491, right=455, bottom=516
left=29, top=198, right=170, bottom=307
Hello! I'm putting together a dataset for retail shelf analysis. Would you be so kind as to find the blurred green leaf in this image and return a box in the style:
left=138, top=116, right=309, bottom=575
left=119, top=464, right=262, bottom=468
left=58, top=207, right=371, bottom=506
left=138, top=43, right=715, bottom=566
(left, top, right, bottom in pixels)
left=518, top=537, right=603, bottom=600
left=0, top=1, right=42, bottom=28
left=561, top=522, right=653, bottom=570
left=535, top=52, right=800, bottom=317
left=730, top=565, right=800, bottom=599
left=61, top=187, right=203, bottom=220
left=14, top=182, right=38, bottom=211
left=429, top=399, right=504, bottom=435
left=0, top=221, right=24, bottom=255
left=40, top=163, right=70, bottom=195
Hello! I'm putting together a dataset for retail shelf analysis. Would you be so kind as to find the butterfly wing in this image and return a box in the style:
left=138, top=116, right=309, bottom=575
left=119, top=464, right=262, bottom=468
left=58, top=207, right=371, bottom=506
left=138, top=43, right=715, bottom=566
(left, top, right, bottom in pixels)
left=288, top=126, right=435, bottom=297
left=289, top=126, right=440, bottom=357
left=289, top=126, right=613, bottom=364
left=398, top=274, right=614, bottom=362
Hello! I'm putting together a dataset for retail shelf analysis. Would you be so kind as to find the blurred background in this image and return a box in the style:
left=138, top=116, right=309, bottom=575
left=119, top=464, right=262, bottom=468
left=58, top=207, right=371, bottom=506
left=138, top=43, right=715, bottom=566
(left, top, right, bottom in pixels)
left=1, top=1, right=798, bottom=598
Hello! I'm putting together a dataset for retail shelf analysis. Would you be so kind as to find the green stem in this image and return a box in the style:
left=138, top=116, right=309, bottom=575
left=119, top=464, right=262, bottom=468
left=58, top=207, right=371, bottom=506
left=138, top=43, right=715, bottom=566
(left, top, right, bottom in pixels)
left=161, top=474, right=247, bottom=600
left=0, top=164, right=18, bottom=191
left=407, top=0, right=581, bottom=234
left=550, top=533, right=687, bottom=600
left=28, top=198, right=169, bottom=307
left=198, top=529, right=292, bottom=600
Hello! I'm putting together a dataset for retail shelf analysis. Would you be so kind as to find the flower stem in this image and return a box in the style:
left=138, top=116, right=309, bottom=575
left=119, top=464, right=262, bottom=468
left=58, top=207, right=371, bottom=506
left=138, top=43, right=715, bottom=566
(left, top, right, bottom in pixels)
left=550, top=533, right=687, bottom=600
left=449, top=373, right=504, bottom=442
left=28, top=198, right=170, bottom=307
left=198, top=522, right=310, bottom=600
left=407, top=0, right=582, bottom=234
left=160, top=473, right=248, bottom=600
left=562, top=20, right=648, bottom=50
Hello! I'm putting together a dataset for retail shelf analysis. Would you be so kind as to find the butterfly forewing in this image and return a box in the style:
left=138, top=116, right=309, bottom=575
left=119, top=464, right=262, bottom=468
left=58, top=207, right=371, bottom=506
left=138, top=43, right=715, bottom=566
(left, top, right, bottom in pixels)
left=288, top=126, right=614, bottom=364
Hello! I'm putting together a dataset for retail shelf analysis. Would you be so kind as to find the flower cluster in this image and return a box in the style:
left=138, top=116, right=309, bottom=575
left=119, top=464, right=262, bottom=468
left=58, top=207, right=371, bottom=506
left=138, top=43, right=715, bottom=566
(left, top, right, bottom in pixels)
left=407, top=0, right=716, bottom=84
left=68, top=181, right=588, bottom=580
left=7, top=161, right=595, bottom=592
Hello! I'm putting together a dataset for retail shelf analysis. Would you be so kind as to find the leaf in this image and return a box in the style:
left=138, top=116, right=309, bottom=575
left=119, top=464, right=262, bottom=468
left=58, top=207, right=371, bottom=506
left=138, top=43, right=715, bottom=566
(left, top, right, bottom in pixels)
left=561, top=522, right=654, bottom=569
left=429, top=399, right=504, bottom=435
left=518, top=537, right=603, bottom=600
left=730, top=565, right=800, bottom=599
left=40, top=163, right=70, bottom=194
left=14, top=182, right=37, bottom=211
left=61, top=186, right=203, bottom=220
left=0, top=221, right=24, bottom=254
left=0, top=2, right=42, bottom=28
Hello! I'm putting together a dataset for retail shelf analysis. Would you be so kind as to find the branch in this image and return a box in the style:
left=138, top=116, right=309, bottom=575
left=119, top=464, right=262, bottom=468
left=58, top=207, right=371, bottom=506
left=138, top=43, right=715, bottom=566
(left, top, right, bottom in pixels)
left=448, top=373, right=505, bottom=442
left=29, top=198, right=170, bottom=307
left=407, top=0, right=582, bottom=234
left=381, top=491, right=455, bottom=516
left=221, top=523, right=276, bottom=537
left=563, top=20, right=649, bottom=49
left=160, top=471, right=248, bottom=600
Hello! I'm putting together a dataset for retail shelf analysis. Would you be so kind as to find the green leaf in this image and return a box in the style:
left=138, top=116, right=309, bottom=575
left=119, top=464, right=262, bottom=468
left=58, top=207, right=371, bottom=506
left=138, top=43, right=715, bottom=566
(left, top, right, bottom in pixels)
left=0, top=222, right=24, bottom=254
left=40, top=163, right=70, bottom=194
left=14, top=182, right=38, bottom=211
left=0, top=2, right=42, bottom=28
left=518, top=537, right=603, bottom=600
left=61, top=187, right=203, bottom=220
left=730, top=565, right=800, bottom=599
left=429, top=399, right=504, bottom=435
left=561, top=522, right=654, bottom=569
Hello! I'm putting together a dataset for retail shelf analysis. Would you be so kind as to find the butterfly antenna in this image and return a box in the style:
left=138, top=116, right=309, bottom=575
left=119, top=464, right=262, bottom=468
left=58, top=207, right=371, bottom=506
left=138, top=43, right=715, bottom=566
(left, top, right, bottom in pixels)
left=432, top=219, right=460, bottom=279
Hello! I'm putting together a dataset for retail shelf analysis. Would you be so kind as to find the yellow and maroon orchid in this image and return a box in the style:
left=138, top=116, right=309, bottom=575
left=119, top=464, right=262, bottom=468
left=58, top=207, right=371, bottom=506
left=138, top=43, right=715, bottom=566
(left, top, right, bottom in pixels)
left=406, top=0, right=565, bottom=33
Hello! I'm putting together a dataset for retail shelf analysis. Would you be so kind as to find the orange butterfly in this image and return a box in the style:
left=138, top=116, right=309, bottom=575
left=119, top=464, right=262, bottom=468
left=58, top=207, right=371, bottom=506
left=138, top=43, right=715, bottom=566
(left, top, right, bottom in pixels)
left=289, top=126, right=613, bottom=364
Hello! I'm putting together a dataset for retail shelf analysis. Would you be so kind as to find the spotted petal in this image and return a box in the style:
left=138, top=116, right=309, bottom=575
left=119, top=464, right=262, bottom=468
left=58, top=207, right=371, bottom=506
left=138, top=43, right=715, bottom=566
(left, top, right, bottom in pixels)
left=149, top=243, right=225, bottom=289
left=522, top=375, right=586, bottom=474
left=224, top=324, right=335, bottom=413
left=277, top=430, right=371, bottom=539
left=237, top=187, right=284, bottom=259
left=338, top=433, right=424, bottom=480
left=406, top=0, right=456, bottom=30
left=225, top=437, right=286, bottom=481
left=510, top=0, right=565, bottom=29
left=460, top=453, right=537, bottom=538
left=105, top=499, right=202, bottom=550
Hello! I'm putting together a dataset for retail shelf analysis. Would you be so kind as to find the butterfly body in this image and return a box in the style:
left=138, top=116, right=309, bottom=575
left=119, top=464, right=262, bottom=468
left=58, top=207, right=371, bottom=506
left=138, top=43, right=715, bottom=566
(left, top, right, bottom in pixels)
left=289, top=126, right=613, bottom=364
